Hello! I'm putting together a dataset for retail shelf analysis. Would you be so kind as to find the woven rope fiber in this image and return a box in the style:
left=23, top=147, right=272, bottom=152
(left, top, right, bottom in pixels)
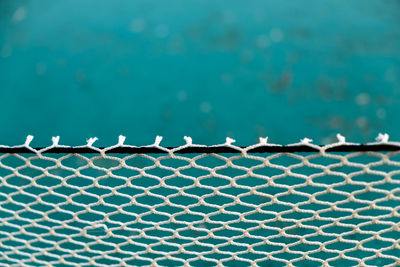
left=0, top=134, right=400, bottom=266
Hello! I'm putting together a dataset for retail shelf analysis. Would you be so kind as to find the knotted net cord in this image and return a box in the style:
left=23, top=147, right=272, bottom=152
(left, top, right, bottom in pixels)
left=0, top=134, right=399, bottom=266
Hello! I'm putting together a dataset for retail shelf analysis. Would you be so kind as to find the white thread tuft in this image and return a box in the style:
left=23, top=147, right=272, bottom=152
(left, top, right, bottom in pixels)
left=86, top=137, right=98, bottom=147
left=25, top=135, right=34, bottom=146
left=118, top=135, right=126, bottom=146
left=184, top=136, right=192, bottom=145
left=301, top=137, right=312, bottom=144
left=226, top=137, right=236, bottom=145
left=52, top=136, right=60, bottom=146
left=259, top=137, right=268, bottom=145
left=154, top=136, right=163, bottom=146
left=376, top=133, right=389, bottom=143
left=336, top=133, right=346, bottom=144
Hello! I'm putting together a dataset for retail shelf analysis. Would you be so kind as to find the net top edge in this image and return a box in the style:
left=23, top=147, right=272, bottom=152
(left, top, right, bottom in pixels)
left=0, top=134, right=399, bottom=153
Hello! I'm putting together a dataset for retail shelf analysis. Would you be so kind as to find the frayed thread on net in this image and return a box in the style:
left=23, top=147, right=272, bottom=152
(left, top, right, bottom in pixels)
left=154, top=136, right=163, bottom=146
left=86, top=137, right=98, bottom=147
left=225, top=137, right=236, bottom=145
left=25, top=135, right=34, bottom=146
left=336, top=134, right=346, bottom=144
left=376, top=133, right=389, bottom=143
left=118, top=135, right=126, bottom=146
left=52, top=136, right=60, bottom=147
left=259, top=137, right=268, bottom=145
left=184, top=136, right=192, bottom=145
left=301, top=138, right=313, bottom=144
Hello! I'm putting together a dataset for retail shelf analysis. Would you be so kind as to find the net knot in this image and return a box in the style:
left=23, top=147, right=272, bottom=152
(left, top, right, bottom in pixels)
left=184, top=136, right=192, bottom=145
left=25, top=135, right=34, bottom=147
left=118, top=135, right=126, bottom=146
left=154, top=136, right=163, bottom=146
left=52, top=136, right=60, bottom=147
left=225, top=137, right=236, bottom=145
left=376, top=133, right=389, bottom=143
left=336, top=134, right=346, bottom=144
left=301, top=137, right=312, bottom=144
left=259, top=137, right=268, bottom=145
left=86, top=137, right=98, bottom=147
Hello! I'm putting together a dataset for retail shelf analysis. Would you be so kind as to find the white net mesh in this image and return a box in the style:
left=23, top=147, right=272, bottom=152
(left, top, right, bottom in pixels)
left=1, top=134, right=400, bottom=266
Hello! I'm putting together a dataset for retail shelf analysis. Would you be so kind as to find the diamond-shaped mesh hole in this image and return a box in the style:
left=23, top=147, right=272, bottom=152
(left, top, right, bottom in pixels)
left=60, top=155, right=89, bottom=169
left=125, top=155, right=155, bottom=168
left=1, top=148, right=400, bottom=266
left=195, top=155, right=227, bottom=169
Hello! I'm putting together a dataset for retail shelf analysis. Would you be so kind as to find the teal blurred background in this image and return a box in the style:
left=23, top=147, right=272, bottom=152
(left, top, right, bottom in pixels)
left=1, top=0, right=400, bottom=147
